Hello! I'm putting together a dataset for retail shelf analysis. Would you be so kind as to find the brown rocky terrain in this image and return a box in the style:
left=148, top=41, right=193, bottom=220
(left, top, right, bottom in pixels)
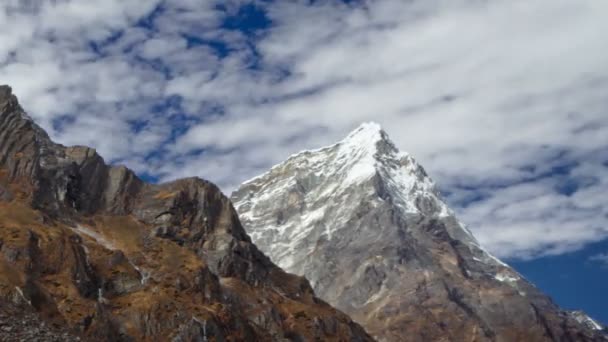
left=0, top=84, right=373, bottom=341
left=0, top=299, right=81, bottom=341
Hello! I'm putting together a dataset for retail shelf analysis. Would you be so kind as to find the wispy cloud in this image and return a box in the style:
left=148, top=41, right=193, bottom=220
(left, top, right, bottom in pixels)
left=589, top=253, right=608, bottom=268
left=1, top=0, right=607, bottom=260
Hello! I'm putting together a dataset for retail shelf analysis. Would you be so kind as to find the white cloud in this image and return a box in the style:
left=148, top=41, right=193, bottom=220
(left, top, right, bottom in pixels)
left=1, top=0, right=607, bottom=260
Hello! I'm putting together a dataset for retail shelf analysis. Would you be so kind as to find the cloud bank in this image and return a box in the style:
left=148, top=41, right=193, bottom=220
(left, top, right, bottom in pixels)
left=1, top=0, right=607, bottom=260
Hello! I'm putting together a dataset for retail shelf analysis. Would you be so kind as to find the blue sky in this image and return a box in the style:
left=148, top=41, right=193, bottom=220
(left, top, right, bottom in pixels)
left=1, top=0, right=607, bottom=324
left=510, top=237, right=608, bottom=323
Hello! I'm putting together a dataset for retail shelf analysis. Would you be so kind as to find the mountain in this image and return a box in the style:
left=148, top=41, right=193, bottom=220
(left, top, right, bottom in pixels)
left=0, top=85, right=373, bottom=341
left=232, top=122, right=606, bottom=342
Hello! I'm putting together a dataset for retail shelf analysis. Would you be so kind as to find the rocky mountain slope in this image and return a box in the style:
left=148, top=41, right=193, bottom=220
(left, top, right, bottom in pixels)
left=0, top=84, right=373, bottom=341
left=232, top=122, right=606, bottom=342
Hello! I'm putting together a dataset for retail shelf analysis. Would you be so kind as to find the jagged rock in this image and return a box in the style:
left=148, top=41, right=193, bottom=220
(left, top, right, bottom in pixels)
left=172, top=318, right=228, bottom=342
left=0, top=85, right=373, bottom=341
left=232, top=122, right=607, bottom=342
left=68, top=235, right=99, bottom=299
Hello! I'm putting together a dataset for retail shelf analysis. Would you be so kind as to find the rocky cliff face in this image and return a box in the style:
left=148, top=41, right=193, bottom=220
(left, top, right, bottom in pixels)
left=0, top=85, right=373, bottom=341
left=232, top=122, right=607, bottom=342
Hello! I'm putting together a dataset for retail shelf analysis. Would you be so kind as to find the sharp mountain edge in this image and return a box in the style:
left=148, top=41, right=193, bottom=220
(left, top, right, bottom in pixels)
left=0, top=84, right=373, bottom=341
left=232, top=122, right=607, bottom=342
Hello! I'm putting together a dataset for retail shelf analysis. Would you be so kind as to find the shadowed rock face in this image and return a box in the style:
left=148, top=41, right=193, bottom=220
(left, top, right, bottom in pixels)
left=0, top=85, right=373, bottom=341
left=232, top=122, right=607, bottom=342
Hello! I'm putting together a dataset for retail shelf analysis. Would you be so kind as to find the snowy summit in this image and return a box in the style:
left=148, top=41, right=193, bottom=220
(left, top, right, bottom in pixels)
left=231, top=122, right=603, bottom=341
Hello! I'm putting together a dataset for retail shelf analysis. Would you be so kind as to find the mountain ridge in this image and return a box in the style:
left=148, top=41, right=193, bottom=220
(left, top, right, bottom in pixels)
left=0, top=84, right=373, bottom=341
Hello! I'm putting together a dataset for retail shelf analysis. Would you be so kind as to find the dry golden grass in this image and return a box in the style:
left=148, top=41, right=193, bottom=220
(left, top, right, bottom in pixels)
left=0, top=258, right=24, bottom=288
left=0, top=201, right=42, bottom=228
left=93, top=216, right=143, bottom=252
left=153, top=190, right=178, bottom=200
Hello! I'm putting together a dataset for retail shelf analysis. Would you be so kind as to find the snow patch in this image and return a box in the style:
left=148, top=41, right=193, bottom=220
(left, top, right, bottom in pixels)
left=494, top=272, right=520, bottom=283
left=364, top=283, right=389, bottom=306
left=128, top=260, right=150, bottom=285
left=14, top=286, right=31, bottom=306
left=97, top=288, right=108, bottom=304
left=571, top=311, right=604, bottom=331
left=193, top=317, right=209, bottom=341
left=70, top=225, right=116, bottom=251
left=335, top=122, right=383, bottom=187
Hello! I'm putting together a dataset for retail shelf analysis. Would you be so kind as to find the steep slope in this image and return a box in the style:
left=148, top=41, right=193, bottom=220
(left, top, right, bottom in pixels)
left=232, top=122, right=606, bottom=342
left=570, top=311, right=606, bottom=333
left=0, top=85, right=373, bottom=341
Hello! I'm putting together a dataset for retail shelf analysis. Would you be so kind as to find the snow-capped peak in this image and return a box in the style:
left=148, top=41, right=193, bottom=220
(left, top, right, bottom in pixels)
left=338, top=121, right=402, bottom=159
left=238, top=121, right=439, bottom=215
left=231, top=122, right=606, bottom=341
left=233, top=122, right=514, bottom=272
left=340, top=121, right=385, bottom=145
left=335, top=124, right=389, bottom=186
left=334, top=122, right=403, bottom=185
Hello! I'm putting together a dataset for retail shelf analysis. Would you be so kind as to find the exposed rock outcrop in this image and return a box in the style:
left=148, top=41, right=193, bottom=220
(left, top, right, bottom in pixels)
left=0, top=85, right=373, bottom=341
